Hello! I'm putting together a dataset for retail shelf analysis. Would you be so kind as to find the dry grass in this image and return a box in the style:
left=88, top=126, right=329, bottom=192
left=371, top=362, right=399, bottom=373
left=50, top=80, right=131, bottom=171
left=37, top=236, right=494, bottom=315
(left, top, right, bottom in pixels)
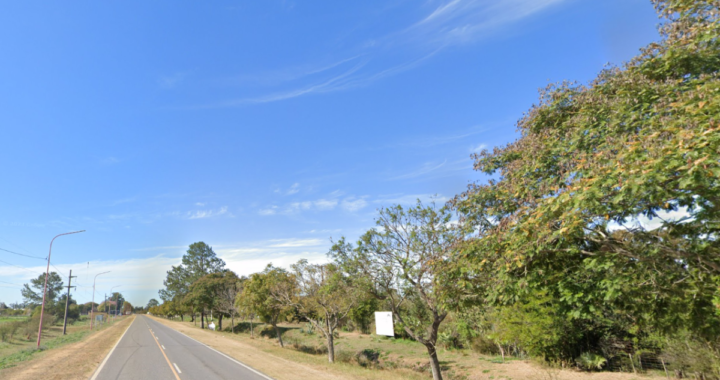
left=0, top=315, right=133, bottom=380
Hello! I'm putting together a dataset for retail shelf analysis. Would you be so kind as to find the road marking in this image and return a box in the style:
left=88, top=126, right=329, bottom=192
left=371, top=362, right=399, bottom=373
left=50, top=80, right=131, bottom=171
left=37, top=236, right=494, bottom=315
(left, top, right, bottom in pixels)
left=153, top=322, right=273, bottom=380
left=149, top=327, right=181, bottom=380
left=174, top=363, right=182, bottom=373
left=90, top=316, right=134, bottom=380
left=162, top=344, right=166, bottom=350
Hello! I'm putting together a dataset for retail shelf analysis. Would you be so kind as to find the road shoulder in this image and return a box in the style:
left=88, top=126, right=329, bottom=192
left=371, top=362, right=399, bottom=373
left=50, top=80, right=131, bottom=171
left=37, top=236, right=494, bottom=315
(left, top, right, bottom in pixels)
left=0, top=316, right=135, bottom=380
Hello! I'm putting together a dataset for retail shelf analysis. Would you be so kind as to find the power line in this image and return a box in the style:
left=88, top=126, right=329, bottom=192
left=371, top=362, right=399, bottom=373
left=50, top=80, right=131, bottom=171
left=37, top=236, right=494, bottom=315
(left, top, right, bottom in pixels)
left=0, top=247, right=46, bottom=260
left=0, top=279, right=24, bottom=286
left=0, top=258, right=43, bottom=276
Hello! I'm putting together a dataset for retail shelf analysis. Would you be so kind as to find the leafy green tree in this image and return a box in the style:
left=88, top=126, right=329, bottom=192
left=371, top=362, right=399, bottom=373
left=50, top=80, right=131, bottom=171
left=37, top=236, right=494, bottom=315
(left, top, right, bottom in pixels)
left=121, top=301, right=133, bottom=315
left=21, top=272, right=63, bottom=307
left=185, top=271, right=240, bottom=331
left=241, top=265, right=292, bottom=347
left=146, top=298, right=159, bottom=310
left=452, top=0, right=720, bottom=363
left=161, top=242, right=226, bottom=326
left=272, top=260, right=357, bottom=363
left=332, top=202, right=472, bottom=380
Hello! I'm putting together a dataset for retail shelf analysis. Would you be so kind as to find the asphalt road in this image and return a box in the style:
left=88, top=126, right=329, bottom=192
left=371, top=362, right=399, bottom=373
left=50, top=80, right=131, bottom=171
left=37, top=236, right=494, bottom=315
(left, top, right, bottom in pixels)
left=91, top=315, right=272, bottom=380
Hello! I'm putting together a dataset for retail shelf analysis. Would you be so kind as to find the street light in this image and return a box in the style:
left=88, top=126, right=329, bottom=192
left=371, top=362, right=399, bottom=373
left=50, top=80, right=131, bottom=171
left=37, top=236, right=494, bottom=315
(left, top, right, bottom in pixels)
left=110, top=285, right=121, bottom=321
left=90, top=271, right=110, bottom=330
left=37, top=230, right=85, bottom=348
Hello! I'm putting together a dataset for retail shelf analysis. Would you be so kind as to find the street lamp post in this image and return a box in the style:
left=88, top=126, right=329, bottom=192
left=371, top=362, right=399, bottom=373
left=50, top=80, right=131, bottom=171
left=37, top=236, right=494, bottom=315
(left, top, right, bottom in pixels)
left=110, top=285, right=121, bottom=322
left=37, top=230, right=85, bottom=348
left=90, top=271, right=110, bottom=330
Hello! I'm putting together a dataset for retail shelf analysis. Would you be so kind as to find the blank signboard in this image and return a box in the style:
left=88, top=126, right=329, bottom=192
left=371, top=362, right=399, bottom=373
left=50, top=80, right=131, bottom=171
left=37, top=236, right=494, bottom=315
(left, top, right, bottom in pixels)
left=375, top=311, right=394, bottom=336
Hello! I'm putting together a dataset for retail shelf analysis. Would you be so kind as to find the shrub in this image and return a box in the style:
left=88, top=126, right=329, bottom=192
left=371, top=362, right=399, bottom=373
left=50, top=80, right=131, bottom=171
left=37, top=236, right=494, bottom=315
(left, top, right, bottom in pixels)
left=575, top=352, right=607, bottom=371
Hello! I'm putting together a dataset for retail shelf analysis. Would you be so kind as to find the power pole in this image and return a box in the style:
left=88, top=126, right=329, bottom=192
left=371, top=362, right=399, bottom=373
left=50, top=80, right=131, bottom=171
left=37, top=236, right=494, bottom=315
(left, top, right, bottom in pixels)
left=62, top=270, right=77, bottom=335
left=104, top=294, right=107, bottom=325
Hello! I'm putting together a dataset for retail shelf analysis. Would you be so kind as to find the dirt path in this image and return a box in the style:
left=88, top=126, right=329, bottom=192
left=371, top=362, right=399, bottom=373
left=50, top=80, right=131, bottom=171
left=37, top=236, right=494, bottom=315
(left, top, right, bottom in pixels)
left=0, top=316, right=134, bottom=380
left=148, top=316, right=358, bottom=380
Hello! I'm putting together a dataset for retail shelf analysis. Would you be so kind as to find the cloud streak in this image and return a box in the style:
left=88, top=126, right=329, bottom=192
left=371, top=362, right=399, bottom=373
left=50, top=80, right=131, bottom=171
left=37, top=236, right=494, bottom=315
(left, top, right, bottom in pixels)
left=198, top=0, right=566, bottom=107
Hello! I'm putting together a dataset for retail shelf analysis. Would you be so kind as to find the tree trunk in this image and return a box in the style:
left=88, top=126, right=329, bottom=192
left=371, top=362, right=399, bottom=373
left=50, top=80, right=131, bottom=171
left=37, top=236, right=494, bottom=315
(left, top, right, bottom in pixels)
left=201, top=311, right=205, bottom=329
left=426, top=344, right=443, bottom=380
left=218, top=314, right=223, bottom=331
left=274, top=323, right=284, bottom=347
left=326, top=318, right=335, bottom=363
left=327, top=333, right=335, bottom=363
left=180, top=314, right=184, bottom=322
left=231, top=311, right=235, bottom=334
left=250, top=316, right=254, bottom=338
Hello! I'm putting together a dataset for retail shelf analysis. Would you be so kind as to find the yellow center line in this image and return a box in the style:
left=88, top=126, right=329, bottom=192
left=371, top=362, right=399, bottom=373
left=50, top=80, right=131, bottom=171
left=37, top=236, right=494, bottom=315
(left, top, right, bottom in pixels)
left=149, top=327, right=181, bottom=380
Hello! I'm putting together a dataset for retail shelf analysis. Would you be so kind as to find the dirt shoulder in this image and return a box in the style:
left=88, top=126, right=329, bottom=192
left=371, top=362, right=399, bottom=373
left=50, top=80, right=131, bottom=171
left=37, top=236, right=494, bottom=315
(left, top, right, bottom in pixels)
left=148, top=316, right=416, bottom=380
left=0, top=316, right=134, bottom=380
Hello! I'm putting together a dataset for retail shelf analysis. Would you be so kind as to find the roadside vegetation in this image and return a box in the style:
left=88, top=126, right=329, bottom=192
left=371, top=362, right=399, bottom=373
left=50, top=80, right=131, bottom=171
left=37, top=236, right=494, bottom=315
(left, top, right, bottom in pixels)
left=0, top=312, right=127, bottom=370
left=149, top=1, right=720, bottom=379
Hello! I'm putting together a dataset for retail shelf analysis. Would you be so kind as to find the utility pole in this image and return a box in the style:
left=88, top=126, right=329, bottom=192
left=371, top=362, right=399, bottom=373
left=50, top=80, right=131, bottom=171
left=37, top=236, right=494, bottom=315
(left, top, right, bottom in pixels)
left=62, top=270, right=77, bottom=335
left=104, top=294, right=107, bottom=325
left=37, top=230, right=85, bottom=348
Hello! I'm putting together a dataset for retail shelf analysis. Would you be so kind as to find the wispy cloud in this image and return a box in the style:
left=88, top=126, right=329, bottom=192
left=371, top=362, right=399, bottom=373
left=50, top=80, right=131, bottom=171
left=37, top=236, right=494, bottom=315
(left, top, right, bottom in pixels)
left=259, top=206, right=279, bottom=216
left=391, top=160, right=448, bottom=180
left=206, top=61, right=368, bottom=107
left=222, top=55, right=363, bottom=87
left=268, top=238, right=324, bottom=248
left=286, top=183, right=300, bottom=195
left=341, top=197, right=368, bottom=212
left=187, top=206, right=229, bottom=219
left=471, top=143, right=487, bottom=153
left=257, top=194, right=372, bottom=216
left=402, top=0, right=566, bottom=47
left=390, top=157, right=473, bottom=181
left=198, top=0, right=565, bottom=107
left=373, top=193, right=449, bottom=206
left=110, top=197, right=136, bottom=206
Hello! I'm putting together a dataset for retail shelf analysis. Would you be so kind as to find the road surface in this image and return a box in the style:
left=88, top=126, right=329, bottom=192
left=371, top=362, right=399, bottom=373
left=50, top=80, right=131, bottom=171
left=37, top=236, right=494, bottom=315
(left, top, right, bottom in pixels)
left=91, top=315, right=272, bottom=380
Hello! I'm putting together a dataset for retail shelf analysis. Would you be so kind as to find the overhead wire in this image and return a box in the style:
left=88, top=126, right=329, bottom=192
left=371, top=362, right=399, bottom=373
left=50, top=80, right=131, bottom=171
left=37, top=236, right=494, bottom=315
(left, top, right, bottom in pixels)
left=0, top=247, right=46, bottom=260
left=0, top=258, right=44, bottom=276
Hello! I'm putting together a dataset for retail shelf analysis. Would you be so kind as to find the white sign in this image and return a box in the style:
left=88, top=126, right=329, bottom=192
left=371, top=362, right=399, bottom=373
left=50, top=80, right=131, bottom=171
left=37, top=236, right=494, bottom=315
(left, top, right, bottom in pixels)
left=374, top=311, right=394, bottom=336
left=208, top=322, right=216, bottom=331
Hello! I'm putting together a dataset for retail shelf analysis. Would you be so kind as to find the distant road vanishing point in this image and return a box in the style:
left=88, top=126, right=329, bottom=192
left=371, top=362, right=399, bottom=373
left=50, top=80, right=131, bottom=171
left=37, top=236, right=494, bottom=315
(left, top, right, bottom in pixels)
left=91, top=315, right=272, bottom=380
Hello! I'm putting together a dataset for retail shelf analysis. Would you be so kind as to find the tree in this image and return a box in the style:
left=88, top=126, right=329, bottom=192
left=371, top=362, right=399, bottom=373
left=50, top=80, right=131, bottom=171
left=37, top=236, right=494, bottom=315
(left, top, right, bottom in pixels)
left=146, top=298, right=159, bottom=310
left=21, top=272, right=63, bottom=307
left=273, top=260, right=357, bottom=363
left=333, top=202, right=469, bottom=380
left=216, top=275, right=244, bottom=333
left=241, top=265, right=292, bottom=347
left=121, top=301, right=133, bottom=315
left=450, top=0, right=720, bottom=363
left=160, top=242, right=226, bottom=327
left=185, top=271, right=240, bottom=331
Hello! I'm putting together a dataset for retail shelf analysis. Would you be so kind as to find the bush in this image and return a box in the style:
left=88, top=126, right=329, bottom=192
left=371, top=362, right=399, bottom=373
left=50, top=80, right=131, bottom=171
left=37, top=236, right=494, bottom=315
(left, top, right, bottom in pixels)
left=575, top=352, right=607, bottom=371
left=659, top=332, right=720, bottom=379
left=355, top=348, right=381, bottom=368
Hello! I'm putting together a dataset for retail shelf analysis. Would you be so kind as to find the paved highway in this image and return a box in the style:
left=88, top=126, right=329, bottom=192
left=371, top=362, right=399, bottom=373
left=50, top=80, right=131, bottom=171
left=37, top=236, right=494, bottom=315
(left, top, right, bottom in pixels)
left=91, top=315, right=272, bottom=380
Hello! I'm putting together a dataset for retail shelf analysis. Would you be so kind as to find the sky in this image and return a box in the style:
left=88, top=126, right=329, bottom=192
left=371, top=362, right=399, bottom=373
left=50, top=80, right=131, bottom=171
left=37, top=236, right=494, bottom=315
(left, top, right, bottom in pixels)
left=0, top=0, right=661, bottom=307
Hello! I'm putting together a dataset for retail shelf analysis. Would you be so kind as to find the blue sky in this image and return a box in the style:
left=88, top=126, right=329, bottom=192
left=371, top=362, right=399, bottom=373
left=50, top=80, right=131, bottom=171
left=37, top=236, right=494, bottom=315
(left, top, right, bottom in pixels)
left=0, top=0, right=660, bottom=307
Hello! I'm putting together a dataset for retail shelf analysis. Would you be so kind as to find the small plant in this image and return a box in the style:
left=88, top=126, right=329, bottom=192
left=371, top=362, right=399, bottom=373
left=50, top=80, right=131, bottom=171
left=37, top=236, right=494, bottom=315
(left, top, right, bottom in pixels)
left=575, top=352, right=607, bottom=371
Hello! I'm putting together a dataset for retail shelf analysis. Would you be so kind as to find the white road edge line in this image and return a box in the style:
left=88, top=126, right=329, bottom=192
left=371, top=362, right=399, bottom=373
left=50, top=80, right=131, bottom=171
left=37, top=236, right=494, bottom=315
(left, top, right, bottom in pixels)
left=162, top=345, right=166, bottom=350
left=173, top=363, right=182, bottom=373
left=90, top=317, right=134, bottom=380
left=151, top=319, right=273, bottom=380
